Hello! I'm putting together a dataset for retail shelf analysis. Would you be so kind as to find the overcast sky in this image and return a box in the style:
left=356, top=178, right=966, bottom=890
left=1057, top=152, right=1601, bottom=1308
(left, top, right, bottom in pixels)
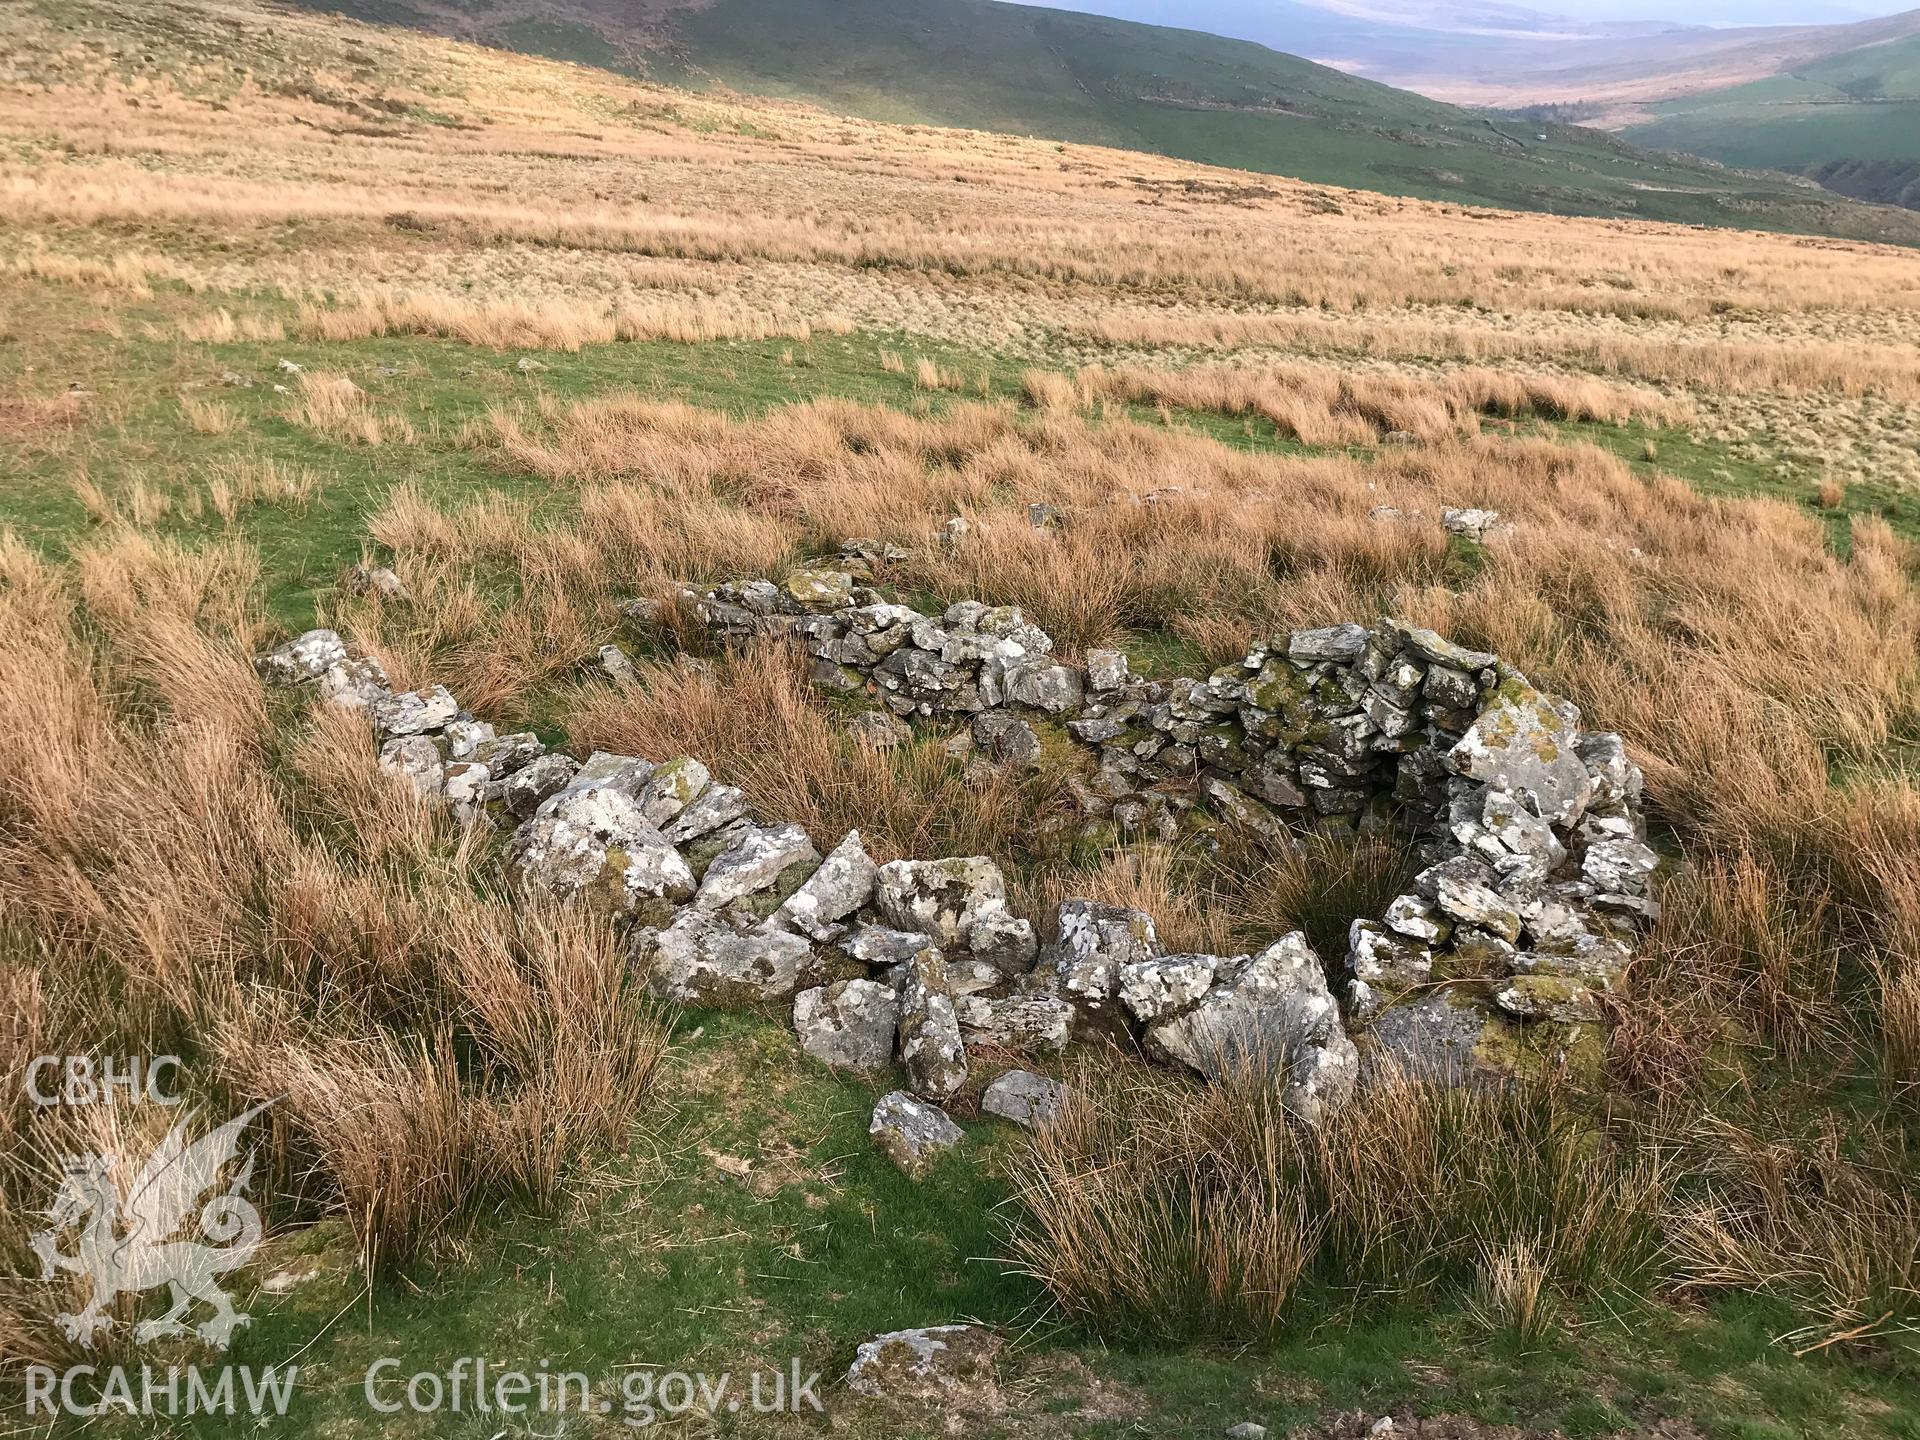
left=1085, top=1, right=1916, bottom=27
left=1540, top=0, right=1908, bottom=19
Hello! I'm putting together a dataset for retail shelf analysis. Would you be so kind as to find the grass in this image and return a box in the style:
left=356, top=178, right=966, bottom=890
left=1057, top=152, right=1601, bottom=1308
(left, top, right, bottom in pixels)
left=14, top=283, right=1919, bottom=1432
left=3, top=4, right=1920, bottom=1434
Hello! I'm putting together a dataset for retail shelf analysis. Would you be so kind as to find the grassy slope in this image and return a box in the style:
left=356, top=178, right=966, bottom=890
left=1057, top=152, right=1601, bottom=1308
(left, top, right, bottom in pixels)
left=1623, top=34, right=1920, bottom=207
left=9, top=282, right=1920, bottom=1437
left=290, top=0, right=1920, bottom=239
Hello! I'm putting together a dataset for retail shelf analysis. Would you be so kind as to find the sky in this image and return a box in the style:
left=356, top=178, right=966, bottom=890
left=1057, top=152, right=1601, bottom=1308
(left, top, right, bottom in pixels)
left=1078, top=0, right=1915, bottom=28
left=1538, top=0, right=1906, bottom=19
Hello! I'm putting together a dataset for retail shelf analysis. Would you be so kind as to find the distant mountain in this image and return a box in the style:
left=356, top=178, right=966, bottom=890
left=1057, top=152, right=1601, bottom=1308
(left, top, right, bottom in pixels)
left=289, top=0, right=1920, bottom=241
left=1059, top=1, right=1920, bottom=213
left=1619, top=28, right=1920, bottom=210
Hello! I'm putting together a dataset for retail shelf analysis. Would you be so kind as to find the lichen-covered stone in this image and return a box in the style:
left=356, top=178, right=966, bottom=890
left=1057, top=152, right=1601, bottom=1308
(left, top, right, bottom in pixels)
left=1361, top=987, right=1509, bottom=1085
left=1004, top=661, right=1085, bottom=714
left=1085, top=649, right=1130, bottom=691
left=1417, top=856, right=1522, bottom=943
left=1144, top=934, right=1358, bottom=1121
left=846, top=1324, right=1001, bottom=1410
left=1288, top=624, right=1369, bottom=664
left=570, top=751, right=655, bottom=797
left=774, top=830, right=878, bottom=940
left=1348, top=920, right=1432, bottom=995
left=471, top=731, right=543, bottom=777
left=636, top=756, right=711, bottom=827
left=1447, top=685, right=1592, bottom=827
left=505, top=785, right=696, bottom=916
left=972, top=711, right=1043, bottom=768
left=256, top=629, right=348, bottom=684
left=661, top=782, right=749, bottom=844
left=793, top=979, right=899, bottom=1069
left=1045, top=899, right=1160, bottom=1022
left=982, top=1070, right=1064, bottom=1127
left=966, top=906, right=1037, bottom=976
left=497, top=752, right=578, bottom=819
left=443, top=760, right=490, bottom=822
left=898, top=950, right=968, bottom=1101
left=1495, top=974, right=1605, bottom=1023
left=873, top=856, right=1009, bottom=946
left=378, top=736, right=444, bottom=797
left=1118, top=954, right=1222, bottom=1024
left=370, top=685, right=458, bottom=739
left=953, top=993, right=1073, bottom=1052
left=640, top=908, right=817, bottom=1004
left=695, top=822, right=820, bottom=911
left=443, top=717, right=496, bottom=760
left=841, top=923, right=936, bottom=966
left=315, top=656, right=391, bottom=710
left=784, top=567, right=856, bottom=612
left=869, top=1092, right=965, bottom=1176
left=1581, top=836, right=1659, bottom=893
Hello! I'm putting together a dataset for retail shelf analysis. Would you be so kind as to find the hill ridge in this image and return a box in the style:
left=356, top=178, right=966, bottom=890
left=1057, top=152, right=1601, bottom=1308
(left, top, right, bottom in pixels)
left=286, top=0, right=1920, bottom=244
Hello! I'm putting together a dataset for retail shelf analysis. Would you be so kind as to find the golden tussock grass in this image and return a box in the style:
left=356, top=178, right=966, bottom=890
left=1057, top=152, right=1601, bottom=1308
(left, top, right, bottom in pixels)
left=1008, top=1064, right=1664, bottom=1342
left=0, top=530, right=667, bottom=1349
left=177, top=306, right=287, bottom=343
left=287, top=370, right=414, bottom=446
left=204, top=456, right=317, bottom=523
left=1080, top=309, right=1920, bottom=402
left=1029, top=361, right=1684, bottom=443
left=296, top=290, right=830, bottom=350
left=179, top=393, right=240, bottom=435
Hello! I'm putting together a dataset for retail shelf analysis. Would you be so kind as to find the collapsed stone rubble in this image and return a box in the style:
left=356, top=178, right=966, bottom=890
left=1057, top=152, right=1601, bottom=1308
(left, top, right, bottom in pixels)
left=259, top=565, right=1656, bottom=1172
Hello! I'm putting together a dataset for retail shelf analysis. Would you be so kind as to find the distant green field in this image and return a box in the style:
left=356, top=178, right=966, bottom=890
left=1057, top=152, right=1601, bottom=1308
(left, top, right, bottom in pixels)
left=294, top=0, right=1920, bottom=242
left=1624, top=33, right=1920, bottom=209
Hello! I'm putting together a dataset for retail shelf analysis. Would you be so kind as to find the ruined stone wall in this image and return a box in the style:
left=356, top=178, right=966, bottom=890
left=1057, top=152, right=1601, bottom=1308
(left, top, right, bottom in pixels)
left=669, top=568, right=1658, bottom=1054
left=259, top=574, right=1656, bottom=1160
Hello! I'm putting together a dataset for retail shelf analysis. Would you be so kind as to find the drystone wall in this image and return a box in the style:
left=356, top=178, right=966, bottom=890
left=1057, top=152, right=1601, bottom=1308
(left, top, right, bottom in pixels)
left=259, top=566, right=1656, bottom=1162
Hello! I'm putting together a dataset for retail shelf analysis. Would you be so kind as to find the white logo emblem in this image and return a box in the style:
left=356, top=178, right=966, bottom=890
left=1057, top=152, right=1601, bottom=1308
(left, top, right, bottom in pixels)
left=30, top=1102, right=272, bottom=1349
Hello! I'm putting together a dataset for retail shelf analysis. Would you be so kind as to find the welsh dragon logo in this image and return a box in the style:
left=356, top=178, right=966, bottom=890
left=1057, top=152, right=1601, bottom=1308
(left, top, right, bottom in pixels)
left=29, top=1102, right=272, bottom=1349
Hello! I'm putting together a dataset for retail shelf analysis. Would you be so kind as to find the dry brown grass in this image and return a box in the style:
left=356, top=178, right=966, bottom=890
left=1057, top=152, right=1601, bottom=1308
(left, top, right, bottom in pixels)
left=0, top=528, right=667, bottom=1339
left=1038, top=361, right=1685, bottom=444
left=287, top=371, right=414, bottom=447
left=1009, top=1064, right=1665, bottom=1342
left=204, top=456, right=317, bottom=523
left=2, top=0, right=1916, bottom=482
left=296, top=290, right=826, bottom=350
left=1672, top=1121, right=1920, bottom=1353
left=179, top=393, right=239, bottom=435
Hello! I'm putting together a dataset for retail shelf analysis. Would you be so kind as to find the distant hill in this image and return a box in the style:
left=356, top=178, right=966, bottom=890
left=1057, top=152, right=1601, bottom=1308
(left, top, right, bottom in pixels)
left=1052, top=1, right=1920, bottom=216
left=1619, top=30, right=1920, bottom=210
left=286, top=0, right=1920, bottom=243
